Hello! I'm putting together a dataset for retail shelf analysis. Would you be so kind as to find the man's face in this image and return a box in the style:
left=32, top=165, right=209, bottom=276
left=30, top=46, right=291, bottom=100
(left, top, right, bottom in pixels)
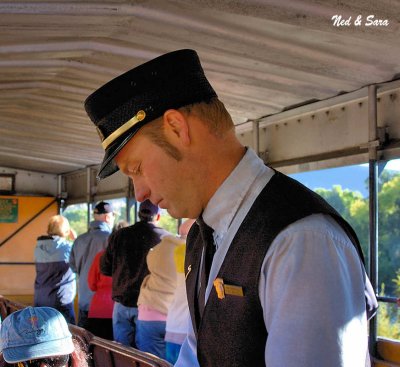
left=94, top=212, right=115, bottom=227
left=115, top=130, right=201, bottom=219
left=105, top=212, right=115, bottom=227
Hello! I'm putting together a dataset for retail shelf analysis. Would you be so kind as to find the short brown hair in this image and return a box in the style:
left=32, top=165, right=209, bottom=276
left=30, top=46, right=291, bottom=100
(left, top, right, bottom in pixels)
left=47, top=215, right=70, bottom=238
left=141, top=98, right=234, bottom=159
left=181, top=97, right=234, bottom=136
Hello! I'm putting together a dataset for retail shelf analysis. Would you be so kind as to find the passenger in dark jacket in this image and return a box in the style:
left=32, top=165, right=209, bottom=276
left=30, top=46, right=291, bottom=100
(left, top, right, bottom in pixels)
left=100, top=199, right=168, bottom=347
left=34, top=215, right=76, bottom=324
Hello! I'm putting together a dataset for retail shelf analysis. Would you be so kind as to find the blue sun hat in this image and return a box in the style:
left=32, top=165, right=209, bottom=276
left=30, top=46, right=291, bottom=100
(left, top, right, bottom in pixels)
left=0, top=306, right=74, bottom=363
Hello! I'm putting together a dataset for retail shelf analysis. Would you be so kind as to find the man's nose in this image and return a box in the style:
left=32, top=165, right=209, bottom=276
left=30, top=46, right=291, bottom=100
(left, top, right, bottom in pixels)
left=131, top=178, right=150, bottom=203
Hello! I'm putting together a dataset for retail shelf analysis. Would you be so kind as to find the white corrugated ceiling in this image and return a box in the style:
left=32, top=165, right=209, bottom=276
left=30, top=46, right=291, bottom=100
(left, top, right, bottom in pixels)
left=0, top=0, right=399, bottom=174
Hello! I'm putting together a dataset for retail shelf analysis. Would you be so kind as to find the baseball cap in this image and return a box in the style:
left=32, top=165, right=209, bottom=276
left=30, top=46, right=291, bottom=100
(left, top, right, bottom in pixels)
left=93, top=201, right=114, bottom=214
left=139, top=200, right=160, bottom=216
left=84, top=49, right=217, bottom=180
left=0, top=306, right=75, bottom=363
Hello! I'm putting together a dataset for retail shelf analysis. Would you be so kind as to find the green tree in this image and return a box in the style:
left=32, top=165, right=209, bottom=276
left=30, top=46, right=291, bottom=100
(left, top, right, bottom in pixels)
left=377, top=280, right=400, bottom=340
left=377, top=174, right=400, bottom=296
left=63, top=205, right=88, bottom=236
left=316, top=173, right=400, bottom=297
left=158, top=210, right=179, bottom=234
left=315, top=185, right=369, bottom=257
left=314, top=172, right=400, bottom=340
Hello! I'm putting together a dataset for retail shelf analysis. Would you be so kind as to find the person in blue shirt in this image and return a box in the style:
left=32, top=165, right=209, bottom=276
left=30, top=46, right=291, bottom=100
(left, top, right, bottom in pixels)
left=69, top=201, right=115, bottom=329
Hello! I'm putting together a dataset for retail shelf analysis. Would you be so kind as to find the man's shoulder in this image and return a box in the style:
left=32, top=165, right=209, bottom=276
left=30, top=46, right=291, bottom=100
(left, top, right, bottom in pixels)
left=108, top=222, right=145, bottom=243
left=115, top=222, right=142, bottom=235
left=74, top=228, right=109, bottom=243
left=120, top=221, right=157, bottom=233
left=73, top=231, right=90, bottom=244
left=159, top=233, right=184, bottom=248
left=155, top=226, right=172, bottom=237
left=282, top=214, right=352, bottom=243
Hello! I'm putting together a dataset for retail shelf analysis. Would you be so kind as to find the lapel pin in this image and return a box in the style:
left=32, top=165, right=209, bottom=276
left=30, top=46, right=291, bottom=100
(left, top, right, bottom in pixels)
left=185, top=264, right=192, bottom=280
left=213, top=278, right=225, bottom=299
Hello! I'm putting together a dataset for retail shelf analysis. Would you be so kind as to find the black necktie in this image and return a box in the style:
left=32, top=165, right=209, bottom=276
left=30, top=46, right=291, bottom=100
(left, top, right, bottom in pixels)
left=197, top=216, right=215, bottom=316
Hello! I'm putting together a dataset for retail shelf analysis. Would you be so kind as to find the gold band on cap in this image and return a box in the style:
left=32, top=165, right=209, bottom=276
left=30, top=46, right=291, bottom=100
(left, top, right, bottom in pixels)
left=101, top=110, right=146, bottom=149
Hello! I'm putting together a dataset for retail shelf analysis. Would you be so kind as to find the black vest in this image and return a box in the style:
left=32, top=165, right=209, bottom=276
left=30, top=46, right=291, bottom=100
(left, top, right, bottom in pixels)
left=185, top=171, right=364, bottom=367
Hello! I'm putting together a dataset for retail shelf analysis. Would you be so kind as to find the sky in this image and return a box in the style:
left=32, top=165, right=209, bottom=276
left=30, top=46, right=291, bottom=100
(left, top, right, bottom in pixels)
left=290, top=159, right=400, bottom=198
left=376, top=160, right=400, bottom=171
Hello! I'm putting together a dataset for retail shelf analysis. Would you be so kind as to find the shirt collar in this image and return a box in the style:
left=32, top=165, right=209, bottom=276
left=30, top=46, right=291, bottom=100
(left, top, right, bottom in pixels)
left=202, top=147, right=269, bottom=238
left=90, top=220, right=111, bottom=232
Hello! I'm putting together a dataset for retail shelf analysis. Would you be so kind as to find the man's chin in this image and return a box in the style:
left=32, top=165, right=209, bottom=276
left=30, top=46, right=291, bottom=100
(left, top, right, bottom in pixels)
left=166, top=207, right=181, bottom=219
left=164, top=204, right=190, bottom=220
left=167, top=206, right=200, bottom=221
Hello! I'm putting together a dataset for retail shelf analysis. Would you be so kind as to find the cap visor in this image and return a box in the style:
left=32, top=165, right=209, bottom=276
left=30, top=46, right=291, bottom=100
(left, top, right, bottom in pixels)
left=3, top=337, right=74, bottom=363
left=97, top=128, right=140, bottom=180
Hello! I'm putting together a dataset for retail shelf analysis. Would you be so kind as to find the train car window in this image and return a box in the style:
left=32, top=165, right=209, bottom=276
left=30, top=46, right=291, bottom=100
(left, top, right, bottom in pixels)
left=131, top=204, right=179, bottom=235
left=376, top=158, right=400, bottom=341
left=290, top=159, right=400, bottom=341
left=290, top=164, right=370, bottom=264
left=97, top=198, right=126, bottom=227
left=63, top=203, right=89, bottom=237
left=157, top=209, right=179, bottom=235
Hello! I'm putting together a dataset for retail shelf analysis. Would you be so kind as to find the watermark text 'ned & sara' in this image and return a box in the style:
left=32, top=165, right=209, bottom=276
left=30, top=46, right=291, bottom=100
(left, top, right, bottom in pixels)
left=332, top=15, right=389, bottom=27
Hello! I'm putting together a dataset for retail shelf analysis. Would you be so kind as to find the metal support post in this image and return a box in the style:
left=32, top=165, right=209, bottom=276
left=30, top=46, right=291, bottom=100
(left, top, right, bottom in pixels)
left=252, top=120, right=259, bottom=156
left=86, top=167, right=92, bottom=228
left=368, top=85, right=379, bottom=357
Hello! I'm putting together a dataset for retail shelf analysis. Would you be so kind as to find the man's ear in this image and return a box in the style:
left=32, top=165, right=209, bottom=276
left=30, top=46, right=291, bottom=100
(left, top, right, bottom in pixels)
left=163, top=109, right=190, bottom=146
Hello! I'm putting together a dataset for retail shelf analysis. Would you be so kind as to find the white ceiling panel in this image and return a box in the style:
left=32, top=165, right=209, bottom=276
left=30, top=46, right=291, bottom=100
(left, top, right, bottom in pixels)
left=0, top=0, right=399, bottom=174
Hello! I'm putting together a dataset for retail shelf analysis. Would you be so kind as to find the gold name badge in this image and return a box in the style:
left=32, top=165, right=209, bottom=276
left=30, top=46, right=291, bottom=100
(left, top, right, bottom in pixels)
left=224, top=284, right=244, bottom=297
left=213, top=278, right=244, bottom=299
